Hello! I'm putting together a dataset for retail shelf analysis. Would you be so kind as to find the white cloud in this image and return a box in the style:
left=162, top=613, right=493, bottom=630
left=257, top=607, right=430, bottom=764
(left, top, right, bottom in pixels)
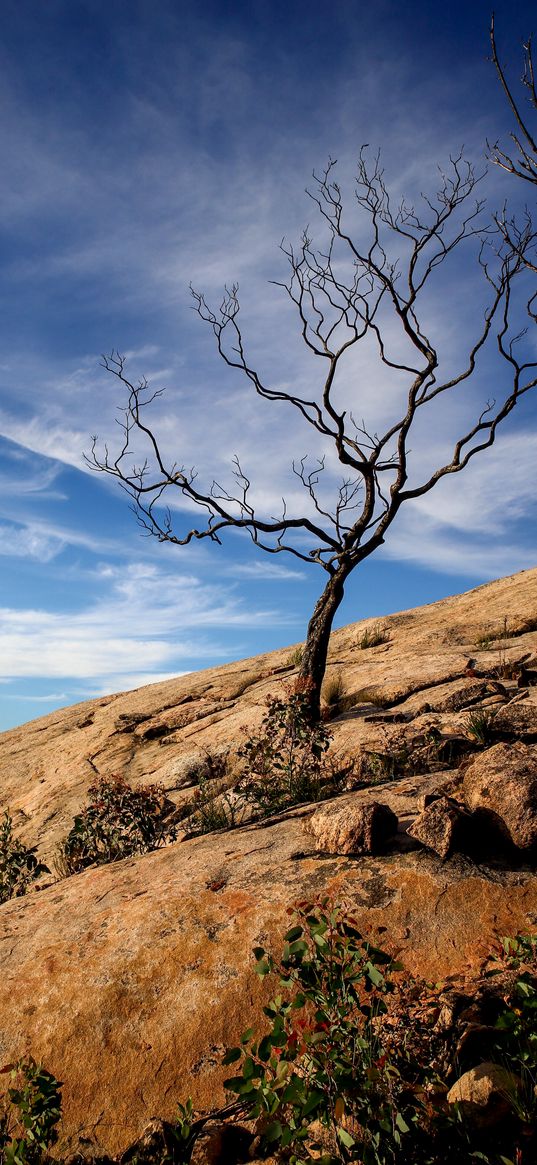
left=225, top=561, right=306, bottom=580
left=0, top=562, right=291, bottom=682
left=0, top=522, right=64, bottom=563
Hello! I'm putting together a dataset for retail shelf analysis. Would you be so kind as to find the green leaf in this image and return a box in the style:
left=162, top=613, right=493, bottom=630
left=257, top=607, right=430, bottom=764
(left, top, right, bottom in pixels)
left=365, top=961, right=385, bottom=987
left=222, top=1047, right=242, bottom=1065
left=264, top=1120, right=283, bottom=1142
left=284, top=926, right=304, bottom=943
left=337, top=1127, right=355, bottom=1148
left=395, top=1111, right=410, bottom=1133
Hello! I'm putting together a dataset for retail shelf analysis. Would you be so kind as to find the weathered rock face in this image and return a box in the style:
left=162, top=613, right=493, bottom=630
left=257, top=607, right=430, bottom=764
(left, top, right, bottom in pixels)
left=1, top=566, right=536, bottom=866
left=2, top=808, right=537, bottom=1156
left=1, top=567, right=537, bottom=1156
left=463, top=742, right=537, bottom=851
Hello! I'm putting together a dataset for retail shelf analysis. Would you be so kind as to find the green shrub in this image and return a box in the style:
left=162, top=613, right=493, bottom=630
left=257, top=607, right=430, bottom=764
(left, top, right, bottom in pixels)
left=237, top=681, right=337, bottom=816
left=220, top=903, right=537, bottom=1164
left=0, top=814, right=49, bottom=905
left=55, top=775, right=176, bottom=876
left=0, top=1059, right=62, bottom=1165
left=486, top=934, right=537, bottom=1127
left=287, top=645, right=304, bottom=668
left=223, top=901, right=422, bottom=1164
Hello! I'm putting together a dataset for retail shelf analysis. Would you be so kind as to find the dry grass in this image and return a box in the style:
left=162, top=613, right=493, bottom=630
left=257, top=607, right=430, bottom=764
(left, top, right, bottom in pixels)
left=358, top=623, right=389, bottom=649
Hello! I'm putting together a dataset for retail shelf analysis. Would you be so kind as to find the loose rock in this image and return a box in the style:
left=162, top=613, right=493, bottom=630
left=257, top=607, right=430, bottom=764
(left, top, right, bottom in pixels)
left=408, top=796, right=470, bottom=860
left=305, top=799, right=398, bottom=855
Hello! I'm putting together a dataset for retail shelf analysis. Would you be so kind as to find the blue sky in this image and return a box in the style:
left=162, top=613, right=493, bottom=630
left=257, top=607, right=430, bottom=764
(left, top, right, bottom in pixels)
left=1, top=0, right=536, bottom=731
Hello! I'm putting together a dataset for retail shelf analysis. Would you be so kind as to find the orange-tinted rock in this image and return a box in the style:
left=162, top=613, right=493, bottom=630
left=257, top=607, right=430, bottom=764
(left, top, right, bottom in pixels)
left=408, top=796, right=470, bottom=859
left=1, top=812, right=537, bottom=1156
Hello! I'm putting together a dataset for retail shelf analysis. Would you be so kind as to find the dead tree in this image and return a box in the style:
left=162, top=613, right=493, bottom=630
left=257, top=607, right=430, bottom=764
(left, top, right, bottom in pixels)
left=89, top=152, right=537, bottom=721
left=490, top=15, right=537, bottom=280
left=490, top=13, right=537, bottom=187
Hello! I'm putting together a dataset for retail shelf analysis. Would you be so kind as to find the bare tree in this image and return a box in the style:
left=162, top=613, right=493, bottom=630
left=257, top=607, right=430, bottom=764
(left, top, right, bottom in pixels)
left=490, top=15, right=537, bottom=282
left=490, top=13, right=537, bottom=187
left=89, top=151, right=536, bottom=721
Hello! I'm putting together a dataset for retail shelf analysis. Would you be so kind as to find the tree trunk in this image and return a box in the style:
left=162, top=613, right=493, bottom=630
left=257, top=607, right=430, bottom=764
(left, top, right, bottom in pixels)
left=298, top=564, right=350, bottom=722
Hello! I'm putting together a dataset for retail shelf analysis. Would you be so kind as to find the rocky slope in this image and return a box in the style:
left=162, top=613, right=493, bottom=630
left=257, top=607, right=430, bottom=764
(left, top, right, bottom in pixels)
left=1, top=566, right=537, bottom=1156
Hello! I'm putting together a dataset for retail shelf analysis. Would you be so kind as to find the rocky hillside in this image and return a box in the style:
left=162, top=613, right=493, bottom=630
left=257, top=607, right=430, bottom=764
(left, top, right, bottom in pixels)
left=1, top=567, right=537, bottom=1157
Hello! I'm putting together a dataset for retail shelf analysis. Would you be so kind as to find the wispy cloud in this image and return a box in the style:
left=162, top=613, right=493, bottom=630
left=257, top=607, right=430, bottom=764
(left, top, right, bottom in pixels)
left=0, top=562, right=291, bottom=682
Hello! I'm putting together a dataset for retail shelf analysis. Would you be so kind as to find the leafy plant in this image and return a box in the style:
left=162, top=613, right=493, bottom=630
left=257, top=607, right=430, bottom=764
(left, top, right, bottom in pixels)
left=0, top=815, right=49, bottom=905
left=222, top=900, right=422, bottom=1164
left=358, top=624, right=389, bottom=650
left=55, top=775, right=177, bottom=876
left=237, top=681, right=336, bottom=817
left=486, top=935, right=537, bottom=1129
left=218, top=903, right=537, bottom=1164
left=169, top=1097, right=197, bottom=1163
left=287, top=645, right=304, bottom=668
left=0, top=1059, right=62, bottom=1165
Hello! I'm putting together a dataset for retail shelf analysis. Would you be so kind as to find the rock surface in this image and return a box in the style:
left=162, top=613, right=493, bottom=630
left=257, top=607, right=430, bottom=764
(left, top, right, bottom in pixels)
left=1, top=568, right=537, bottom=1156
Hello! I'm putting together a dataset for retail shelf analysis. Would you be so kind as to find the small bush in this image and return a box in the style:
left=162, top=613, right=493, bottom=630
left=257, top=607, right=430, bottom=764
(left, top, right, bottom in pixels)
left=55, top=775, right=176, bottom=876
left=0, top=814, right=49, bottom=905
left=181, top=747, right=230, bottom=787
left=237, top=680, right=339, bottom=817
left=287, top=645, right=304, bottom=668
left=358, top=623, right=389, bottom=649
left=0, top=1059, right=62, bottom=1165
left=488, top=934, right=537, bottom=1127
left=220, top=903, right=537, bottom=1164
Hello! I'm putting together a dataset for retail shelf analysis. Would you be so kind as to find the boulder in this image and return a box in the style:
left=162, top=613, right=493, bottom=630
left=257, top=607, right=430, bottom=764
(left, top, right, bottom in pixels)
left=305, top=799, right=398, bottom=855
left=408, top=796, right=470, bottom=860
left=462, top=742, right=537, bottom=851
left=447, top=1061, right=518, bottom=1128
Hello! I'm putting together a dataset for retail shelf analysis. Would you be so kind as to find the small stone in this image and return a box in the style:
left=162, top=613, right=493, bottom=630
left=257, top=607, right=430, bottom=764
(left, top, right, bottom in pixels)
left=305, top=800, right=398, bottom=855
left=447, top=1061, right=518, bottom=1128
